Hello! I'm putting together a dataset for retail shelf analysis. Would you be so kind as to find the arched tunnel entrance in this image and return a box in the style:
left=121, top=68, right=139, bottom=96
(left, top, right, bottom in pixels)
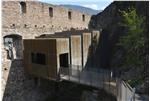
left=3, top=34, right=23, bottom=60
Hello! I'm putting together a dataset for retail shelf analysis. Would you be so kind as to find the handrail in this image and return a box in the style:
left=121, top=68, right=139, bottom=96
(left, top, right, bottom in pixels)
left=117, top=79, right=136, bottom=101
left=59, top=66, right=111, bottom=87
left=128, top=88, right=135, bottom=101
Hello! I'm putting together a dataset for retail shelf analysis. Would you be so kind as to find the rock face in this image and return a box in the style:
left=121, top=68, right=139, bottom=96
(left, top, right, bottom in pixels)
left=89, top=1, right=149, bottom=95
left=89, top=1, right=149, bottom=69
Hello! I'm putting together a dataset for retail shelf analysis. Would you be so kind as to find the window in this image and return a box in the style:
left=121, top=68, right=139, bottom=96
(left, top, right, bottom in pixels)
left=20, top=2, right=26, bottom=14
left=4, top=37, right=13, bottom=48
left=82, top=14, right=85, bottom=21
left=31, top=52, right=46, bottom=65
left=68, top=11, right=72, bottom=20
left=49, top=7, right=53, bottom=17
left=3, top=35, right=22, bottom=60
left=59, top=53, right=69, bottom=68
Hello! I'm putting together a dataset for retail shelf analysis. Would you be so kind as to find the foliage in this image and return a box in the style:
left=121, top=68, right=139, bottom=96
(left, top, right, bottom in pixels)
left=117, top=8, right=146, bottom=68
left=127, top=78, right=143, bottom=87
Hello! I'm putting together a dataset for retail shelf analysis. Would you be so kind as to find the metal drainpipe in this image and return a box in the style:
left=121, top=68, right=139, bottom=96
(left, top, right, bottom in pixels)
left=69, top=37, right=72, bottom=80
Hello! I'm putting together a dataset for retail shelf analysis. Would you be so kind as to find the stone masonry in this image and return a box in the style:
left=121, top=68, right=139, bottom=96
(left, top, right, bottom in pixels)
left=2, top=1, right=91, bottom=100
left=2, top=1, right=91, bottom=38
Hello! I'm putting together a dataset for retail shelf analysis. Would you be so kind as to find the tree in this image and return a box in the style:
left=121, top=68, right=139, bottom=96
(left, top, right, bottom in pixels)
left=118, top=7, right=146, bottom=68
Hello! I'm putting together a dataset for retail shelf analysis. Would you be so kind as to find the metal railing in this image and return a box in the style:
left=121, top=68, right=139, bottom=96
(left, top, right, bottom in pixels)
left=116, top=79, right=136, bottom=101
left=59, top=66, right=140, bottom=101
left=59, top=65, right=111, bottom=88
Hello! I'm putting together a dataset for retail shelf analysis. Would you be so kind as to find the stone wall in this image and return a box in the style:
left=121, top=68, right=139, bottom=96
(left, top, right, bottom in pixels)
left=2, top=1, right=91, bottom=39
left=2, top=1, right=91, bottom=100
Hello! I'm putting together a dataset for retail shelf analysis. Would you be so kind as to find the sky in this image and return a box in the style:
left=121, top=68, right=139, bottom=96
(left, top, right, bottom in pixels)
left=38, top=0, right=113, bottom=10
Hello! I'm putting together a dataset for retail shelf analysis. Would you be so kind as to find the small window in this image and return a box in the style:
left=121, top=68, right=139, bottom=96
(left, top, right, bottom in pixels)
left=49, top=7, right=53, bottom=17
left=82, top=14, right=85, bottom=21
left=31, top=52, right=46, bottom=65
left=20, top=2, right=26, bottom=14
left=68, top=11, right=72, bottom=20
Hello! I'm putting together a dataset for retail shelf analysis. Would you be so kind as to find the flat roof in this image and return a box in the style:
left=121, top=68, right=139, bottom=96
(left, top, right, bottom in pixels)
left=36, top=30, right=96, bottom=38
left=36, top=34, right=70, bottom=38
left=24, top=37, right=69, bottom=41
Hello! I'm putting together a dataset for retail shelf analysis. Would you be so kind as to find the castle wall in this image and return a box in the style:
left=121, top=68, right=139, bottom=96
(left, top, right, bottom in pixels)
left=2, top=1, right=91, bottom=38
left=2, top=1, right=91, bottom=100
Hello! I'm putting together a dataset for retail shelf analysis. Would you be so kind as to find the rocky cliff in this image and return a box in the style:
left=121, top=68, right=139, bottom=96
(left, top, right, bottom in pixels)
left=89, top=1, right=148, bottom=69
left=89, top=1, right=149, bottom=94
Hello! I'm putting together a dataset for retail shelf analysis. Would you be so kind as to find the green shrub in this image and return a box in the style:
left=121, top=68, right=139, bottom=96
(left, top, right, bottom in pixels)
left=127, top=78, right=143, bottom=87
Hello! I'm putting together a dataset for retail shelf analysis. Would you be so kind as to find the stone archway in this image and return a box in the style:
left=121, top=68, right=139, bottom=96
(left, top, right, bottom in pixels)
left=3, top=34, right=23, bottom=60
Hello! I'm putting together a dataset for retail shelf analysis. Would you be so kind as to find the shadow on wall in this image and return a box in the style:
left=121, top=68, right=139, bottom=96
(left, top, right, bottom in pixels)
left=87, top=11, right=126, bottom=69
left=94, top=29, right=110, bottom=68
left=83, top=9, right=112, bottom=69
left=84, top=29, right=110, bottom=69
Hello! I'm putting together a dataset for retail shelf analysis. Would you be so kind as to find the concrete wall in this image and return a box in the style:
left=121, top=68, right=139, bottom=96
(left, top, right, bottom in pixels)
left=70, top=35, right=82, bottom=68
left=23, top=38, right=71, bottom=80
left=82, top=33, right=92, bottom=67
left=22, top=30, right=101, bottom=82
left=23, top=39, right=57, bottom=79
left=92, top=31, right=100, bottom=45
left=39, top=30, right=101, bottom=68
left=56, top=38, right=70, bottom=72
left=117, top=80, right=135, bottom=101
left=91, top=31, right=101, bottom=68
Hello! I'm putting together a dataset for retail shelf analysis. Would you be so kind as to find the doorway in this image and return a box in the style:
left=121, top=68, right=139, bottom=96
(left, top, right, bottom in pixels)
left=3, top=34, right=23, bottom=60
left=59, top=53, right=69, bottom=68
